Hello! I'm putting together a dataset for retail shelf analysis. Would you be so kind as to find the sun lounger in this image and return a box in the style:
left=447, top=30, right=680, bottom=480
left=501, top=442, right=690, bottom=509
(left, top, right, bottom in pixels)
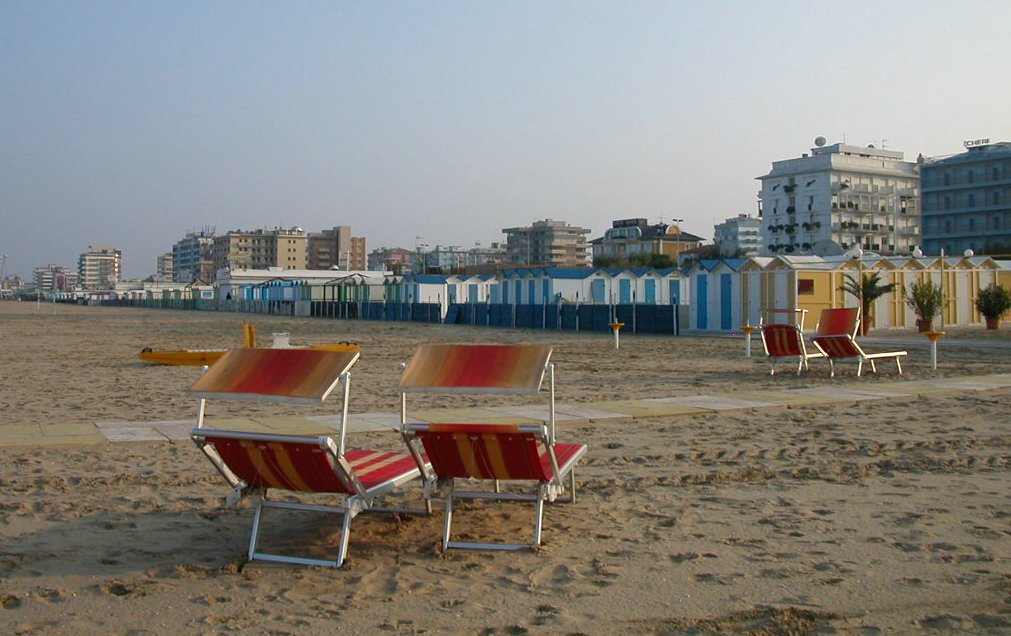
left=810, top=334, right=907, bottom=377
left=760, top=323, right=824, bottom=375
left=398, top=343, right=587, bottom=552
left=189, top=348, right=428, bottom=568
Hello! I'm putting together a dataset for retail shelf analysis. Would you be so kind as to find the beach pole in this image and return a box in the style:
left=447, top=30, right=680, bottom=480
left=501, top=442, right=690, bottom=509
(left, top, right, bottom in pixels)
left=924, top=331, right=944, bottom=371
left=609, top=321, right=624, bottom=349
left=742, top=322, right=757, bottom=357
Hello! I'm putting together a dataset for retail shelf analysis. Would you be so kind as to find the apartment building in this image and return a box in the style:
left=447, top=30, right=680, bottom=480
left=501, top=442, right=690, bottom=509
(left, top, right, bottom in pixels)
left=502, top=219, right=591, bottom=267
left=156, top=253, right=174, bottom=281
left=367, top=246, right=413, bottom=273
left=307, top=225, right=367, bottom=270
left=714, top=214, right=762, bottom=257
left=172, top=228, right=215, bottom=283
left=34, top=264, right=79, bottom=293
left=591, top=218, right=702, bottom=263
left=78, top=246, right=122, bottom=290
left=212, top=227, right=307, bottom=276
left=757, top=140, right=921, bottom=256
left=920, top=140, right=1011, bottom=256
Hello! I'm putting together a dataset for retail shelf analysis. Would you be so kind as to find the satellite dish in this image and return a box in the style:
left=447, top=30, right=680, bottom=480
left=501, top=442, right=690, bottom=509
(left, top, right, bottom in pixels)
left=814, top=136, right=826, bottom=147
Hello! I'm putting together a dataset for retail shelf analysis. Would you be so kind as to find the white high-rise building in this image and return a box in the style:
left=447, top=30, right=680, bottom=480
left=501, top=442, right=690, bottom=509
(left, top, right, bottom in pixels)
left=78, top=246, right=122, bottom=290
left=714, top=214, right=762, bottom=257
left=757, top=141, right=921, bottom=256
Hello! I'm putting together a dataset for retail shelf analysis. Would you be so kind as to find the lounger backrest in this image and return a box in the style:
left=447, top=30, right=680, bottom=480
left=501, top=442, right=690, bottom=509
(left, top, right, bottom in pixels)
left=816, top=308, right=860, bottom=337
left=198, top=432, right=357, bottom=494
left=408, top=423, right=554, bottom=481
left=191, top=348, right=360, bottom=404
left=761, top=323, right=804, bottom=356
left=399, top=344, right=552, bottom=394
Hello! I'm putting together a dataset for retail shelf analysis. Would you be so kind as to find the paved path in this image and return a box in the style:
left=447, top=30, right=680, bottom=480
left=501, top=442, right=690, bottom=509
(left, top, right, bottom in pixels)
left=5, top=373, right=1011, bottom=448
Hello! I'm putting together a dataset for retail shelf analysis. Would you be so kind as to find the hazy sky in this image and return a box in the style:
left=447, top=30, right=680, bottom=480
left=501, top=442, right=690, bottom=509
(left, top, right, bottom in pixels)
left=3, top=1, right=1010, bottom=279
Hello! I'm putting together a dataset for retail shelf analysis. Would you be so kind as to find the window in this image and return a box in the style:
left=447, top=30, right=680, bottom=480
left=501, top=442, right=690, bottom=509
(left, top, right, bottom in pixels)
left=798, top=279, right=814, bottom=295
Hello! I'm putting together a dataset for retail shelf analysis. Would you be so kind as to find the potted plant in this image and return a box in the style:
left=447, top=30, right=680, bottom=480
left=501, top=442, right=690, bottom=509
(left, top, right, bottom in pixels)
left=974, top=283, right=1011, bottom=329
left=904, top=279, right=944, bottom=332
left=841, top=272, right=897, bottom=335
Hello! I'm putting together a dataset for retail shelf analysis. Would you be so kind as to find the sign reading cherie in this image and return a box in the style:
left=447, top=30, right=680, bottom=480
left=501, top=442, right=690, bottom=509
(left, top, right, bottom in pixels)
left=964, top=138, right=990, bottom=148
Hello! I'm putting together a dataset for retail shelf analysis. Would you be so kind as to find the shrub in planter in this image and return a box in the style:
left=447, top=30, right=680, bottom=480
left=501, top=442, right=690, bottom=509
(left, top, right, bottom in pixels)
left=904, top=279, right=944, bottom=331
left=975, top=283, right=1011, bottom=329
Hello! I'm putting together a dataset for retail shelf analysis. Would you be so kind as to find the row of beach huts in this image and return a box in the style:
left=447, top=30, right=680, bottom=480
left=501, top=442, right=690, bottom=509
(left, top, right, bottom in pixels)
left=106, top=254, right=1011, bottom=334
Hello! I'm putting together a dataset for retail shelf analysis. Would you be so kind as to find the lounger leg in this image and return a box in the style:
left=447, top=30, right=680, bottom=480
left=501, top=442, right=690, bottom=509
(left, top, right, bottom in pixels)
left=248, top=498, right=265, bottom=561
left=442, top=484, right=455, bottom=553
left=568, top=469, right=577, bottom=504
left=335, top=507, right=353, bottom=568
left=532, top=495, right=545, bottom=546
left=895, top=358, right=903, bottom=374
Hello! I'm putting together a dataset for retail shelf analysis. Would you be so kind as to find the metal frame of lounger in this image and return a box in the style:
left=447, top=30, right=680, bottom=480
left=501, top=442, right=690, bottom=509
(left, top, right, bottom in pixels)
left=811, top=334, right=907, bottom=377
left=188, top=348, right=429, bottom=568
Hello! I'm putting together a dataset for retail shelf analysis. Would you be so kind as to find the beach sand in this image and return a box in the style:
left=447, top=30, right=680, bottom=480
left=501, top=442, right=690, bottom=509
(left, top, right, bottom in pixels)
left=0, top=302, right=1009, bottom=634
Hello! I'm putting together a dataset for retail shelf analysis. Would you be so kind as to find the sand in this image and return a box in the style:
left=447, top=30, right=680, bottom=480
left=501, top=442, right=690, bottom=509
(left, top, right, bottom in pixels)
left=0, top=302, right=1009, bottom=635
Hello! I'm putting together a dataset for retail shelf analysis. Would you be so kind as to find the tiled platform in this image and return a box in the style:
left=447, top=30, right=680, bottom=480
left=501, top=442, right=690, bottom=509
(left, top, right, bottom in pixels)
left=3, top=373, right=1011, bottom=448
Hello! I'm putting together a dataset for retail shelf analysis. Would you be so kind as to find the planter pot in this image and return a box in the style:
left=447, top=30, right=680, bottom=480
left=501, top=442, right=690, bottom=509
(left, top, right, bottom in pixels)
left=986, top=317, right=1000, bottom=330
left=916, top=319, right=933, bottom=333
left=860, top=316, right=874, bottom=336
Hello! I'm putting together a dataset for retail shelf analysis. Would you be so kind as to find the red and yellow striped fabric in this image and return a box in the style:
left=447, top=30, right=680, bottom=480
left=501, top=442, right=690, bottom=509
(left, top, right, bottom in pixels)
left=762, top=324, right=803, bottom=356
left=204, top=436, right=416, bottom=494
left=399, top=344, right=551, bottom=393
left=191, top=348, right=359, bottom=402
left=812, top=335, right=861, bottom=358
left=416, top=424, right=582, bottom=482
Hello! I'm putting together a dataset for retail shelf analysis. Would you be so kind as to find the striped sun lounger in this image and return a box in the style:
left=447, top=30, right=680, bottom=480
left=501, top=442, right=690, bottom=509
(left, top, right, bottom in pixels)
left=189, top=347, right=428, bottom=568
left=398, top=344, right=588, bottom=552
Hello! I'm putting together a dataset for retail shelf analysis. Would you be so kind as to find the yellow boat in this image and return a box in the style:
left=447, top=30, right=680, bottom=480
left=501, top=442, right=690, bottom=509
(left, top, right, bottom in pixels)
left=138, top=322, right=359, bottom=366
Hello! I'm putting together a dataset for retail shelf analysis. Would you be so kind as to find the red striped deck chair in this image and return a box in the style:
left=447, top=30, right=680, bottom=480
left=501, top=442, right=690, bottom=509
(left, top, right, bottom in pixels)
left=810, top=334, right=907, bottom=377
left=760, top=323, right=823, bottom=375
left=189, top=348, right=428, bottom=568
left=398, top=344, right=588, bottom=552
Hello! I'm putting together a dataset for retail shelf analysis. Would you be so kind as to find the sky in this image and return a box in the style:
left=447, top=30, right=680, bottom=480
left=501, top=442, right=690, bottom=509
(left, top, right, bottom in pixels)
left=2, top=1, right=1010, bottom=279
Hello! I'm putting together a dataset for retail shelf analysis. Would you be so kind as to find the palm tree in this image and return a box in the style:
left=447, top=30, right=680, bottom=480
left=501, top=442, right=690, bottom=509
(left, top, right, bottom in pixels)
left=841, top=272, right=897, bottom=335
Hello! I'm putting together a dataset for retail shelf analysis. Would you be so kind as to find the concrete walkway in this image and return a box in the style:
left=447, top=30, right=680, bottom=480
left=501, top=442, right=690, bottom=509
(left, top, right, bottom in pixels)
left=4, top=372, right=1011, bottom=448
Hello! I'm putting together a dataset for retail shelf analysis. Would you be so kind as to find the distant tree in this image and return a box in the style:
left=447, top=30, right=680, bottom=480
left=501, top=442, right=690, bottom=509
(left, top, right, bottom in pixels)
left=593, top=254, right=622, bottom=268
left=593, top=253, right=674, bottom=269
left=692, top=244, right=723, bottom=259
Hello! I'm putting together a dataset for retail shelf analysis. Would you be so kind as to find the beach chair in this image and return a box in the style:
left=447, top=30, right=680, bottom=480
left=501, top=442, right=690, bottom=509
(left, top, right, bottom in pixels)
left=810, top=334, right=907, bottom=377
left=759, top=322, right=824, bottom=375
left=398, top=343, right=588, bottom=552
left=813, top=307, right=861, bottom=339
left=189, top=348, right=428, bottom=568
